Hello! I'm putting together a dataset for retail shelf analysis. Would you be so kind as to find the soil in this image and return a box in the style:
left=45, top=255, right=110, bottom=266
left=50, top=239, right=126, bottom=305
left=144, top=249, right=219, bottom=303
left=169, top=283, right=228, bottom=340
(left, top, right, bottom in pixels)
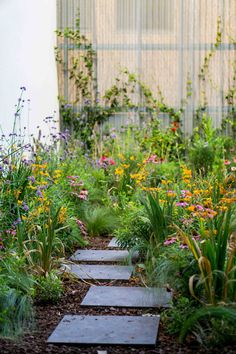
left=1, top=237, right=235, bottom=354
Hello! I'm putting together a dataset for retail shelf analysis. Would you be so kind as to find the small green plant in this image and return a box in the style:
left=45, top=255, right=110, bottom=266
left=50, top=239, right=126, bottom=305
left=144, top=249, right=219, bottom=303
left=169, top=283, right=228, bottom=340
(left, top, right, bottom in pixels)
left=0, top=258, right=34, bottom=337
left=189, top=140, right=215, bottom=176
left=162, top=296, right=197, bottom=335
left=34, top=272, right=63, bottom=304
left=83, top=206, right=119, bottom=237
left=179, top=306, right=236, bottom=347
left=142, top=192, right=173, bottom=246
left=114, top=211, right=151, bottom=254
left=24, top=206, right=65, bottom=276
left=152, top=243, right=197, bottom=295
left=177, top=207, right=236, bottom=305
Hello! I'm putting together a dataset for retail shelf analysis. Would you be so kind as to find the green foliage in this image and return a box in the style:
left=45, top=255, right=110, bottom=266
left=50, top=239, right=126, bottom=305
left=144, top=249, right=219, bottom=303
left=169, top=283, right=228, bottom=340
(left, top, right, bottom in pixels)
left=0, top=285, right=34, bottom=338
left=178, top=207, right=236, bottom=305
left=114, top=210, right=152, bottom=254
left=24, top=206, right=65, bottom=276
left=142, top=193, right=173, bottom=245
left=83, top=206, right=119, bottom=237
left=162, top=296, right=197, bottom=335
left=0, top=258, right=34, bottom=338
left=34, top=272, right=63, bottom=304
left=189, top=140, right=215, bottom=176
left=152, top=244, right=197, bottom=295
left=179, top=306, right=236, bottom=347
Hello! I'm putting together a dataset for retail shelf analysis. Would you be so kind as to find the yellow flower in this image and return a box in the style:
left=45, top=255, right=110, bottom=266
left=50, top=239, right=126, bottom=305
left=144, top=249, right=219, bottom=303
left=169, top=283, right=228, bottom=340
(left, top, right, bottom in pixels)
left=39, top=171, right=49, bottom=177
left=130, top=156, right=135, bottom=161
left=14, top=190, right=20, bottom=200
left=188, top=205, right=195, bottom=212
left=41, top=181, right=48, bottom=185
left=115, top=167, right=124, bottom=176
left=28, top=185, right=37, bottom=190
left=141, top=187, right=161, bottom=192
left=58, top=207, right=67, bottom=224
left=118, top=153, right=124, bottom=161
left=167, top=191, right=176, bottom=197
left=122, top=164, right=130, bottom=169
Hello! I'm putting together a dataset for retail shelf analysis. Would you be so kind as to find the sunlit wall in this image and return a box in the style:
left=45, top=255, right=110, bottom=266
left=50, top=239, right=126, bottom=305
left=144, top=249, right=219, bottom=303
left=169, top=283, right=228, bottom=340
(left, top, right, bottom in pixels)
left=57, top=0, right=236, bottom=133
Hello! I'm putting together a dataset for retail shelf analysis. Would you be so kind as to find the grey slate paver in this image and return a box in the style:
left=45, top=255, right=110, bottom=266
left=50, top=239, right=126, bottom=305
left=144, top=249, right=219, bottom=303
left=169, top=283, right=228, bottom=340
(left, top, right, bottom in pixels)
left=47, top=315, right=160, bottom=346
left=61, top=263, right=133, bottom=280
left=70, top=249, right=129, bottom=262
left=81, top=286, right=172, bottom=308
left=108, top=237, right=119, bottom=248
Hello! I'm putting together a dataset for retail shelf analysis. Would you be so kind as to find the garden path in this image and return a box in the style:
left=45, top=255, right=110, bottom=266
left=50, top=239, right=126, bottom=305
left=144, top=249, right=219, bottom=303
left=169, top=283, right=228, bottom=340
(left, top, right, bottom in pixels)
left=48, top=237, right=172, bottom=348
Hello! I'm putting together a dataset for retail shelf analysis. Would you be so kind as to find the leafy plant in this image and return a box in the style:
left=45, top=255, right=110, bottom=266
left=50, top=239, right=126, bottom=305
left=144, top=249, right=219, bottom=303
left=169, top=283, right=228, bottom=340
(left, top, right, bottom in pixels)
left=0, top=258, right=34, bottom=337
left=0, top=284, right=34, bottom=338
left=179, top=306, right=236, bottom=347
left=162, top=296, right=196, bottom=335
left=34, top=271, right=63, bottom=304
left=24, top=206, right=65, bottom=276
left=178, top=207, right=236, bottom=304
left=142, top=193, right=173, bottom=245
left=82, top=206, right=119, bottom=237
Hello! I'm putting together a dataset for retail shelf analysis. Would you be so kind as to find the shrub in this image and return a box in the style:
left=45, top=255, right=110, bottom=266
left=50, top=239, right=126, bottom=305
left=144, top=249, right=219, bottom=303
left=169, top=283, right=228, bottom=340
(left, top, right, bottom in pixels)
left=34, top=272, right=63, bottom=304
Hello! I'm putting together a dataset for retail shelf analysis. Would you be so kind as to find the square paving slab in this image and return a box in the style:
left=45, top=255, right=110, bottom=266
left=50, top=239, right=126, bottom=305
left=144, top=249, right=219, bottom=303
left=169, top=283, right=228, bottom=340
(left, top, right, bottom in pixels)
left=70, top=249, right=129, bottom=262
left=61, top=264, right=133, bottom=280
left=108, top=237, right=120, bottom=248
left=81, top=286, right=172, bottom=308
left=47, top=315, right=160, bottom=346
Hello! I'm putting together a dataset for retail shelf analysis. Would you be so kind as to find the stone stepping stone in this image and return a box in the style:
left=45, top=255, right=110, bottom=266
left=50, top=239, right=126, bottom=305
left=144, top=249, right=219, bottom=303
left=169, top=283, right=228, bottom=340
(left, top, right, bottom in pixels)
left=108, top=237, right=120, bottom=248
left=47, top=315, right=160, bottom=346
left=61, top=263, right=133, bottom=280
left=70, top=249, right=130, bottom=262
left=81, top=286, right=172, bottom=308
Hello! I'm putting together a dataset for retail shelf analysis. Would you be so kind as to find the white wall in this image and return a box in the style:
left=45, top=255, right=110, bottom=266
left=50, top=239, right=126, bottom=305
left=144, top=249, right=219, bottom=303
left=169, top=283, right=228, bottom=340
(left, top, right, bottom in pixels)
left=0, top=0, right=59, bottom=139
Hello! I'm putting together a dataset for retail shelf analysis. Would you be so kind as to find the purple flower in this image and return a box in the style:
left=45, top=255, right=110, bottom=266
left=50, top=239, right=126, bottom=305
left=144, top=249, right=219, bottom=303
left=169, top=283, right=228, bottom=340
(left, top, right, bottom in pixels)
left=36, top=188, right=43, bottom=198
left=22, top=202, right=29, bottom=211
left=13, top=218, right=21, bottom=226
left=28, top=176, right=36, bottom=183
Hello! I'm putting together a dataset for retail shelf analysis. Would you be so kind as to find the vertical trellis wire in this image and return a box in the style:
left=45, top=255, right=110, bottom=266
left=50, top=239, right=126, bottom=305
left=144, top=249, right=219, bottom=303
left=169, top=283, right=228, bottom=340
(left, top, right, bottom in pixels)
left=56, top=0, right=236, bottom=134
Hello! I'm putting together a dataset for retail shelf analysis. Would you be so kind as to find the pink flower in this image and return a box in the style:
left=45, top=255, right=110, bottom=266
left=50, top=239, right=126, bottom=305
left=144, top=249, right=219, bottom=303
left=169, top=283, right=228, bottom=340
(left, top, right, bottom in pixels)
left=176, top=202, right=188, bottom=207
left=180, top=244, right=188, bottom=249
left=224, top=160, right=231, bottom=165
left=100, top=156, right=107, bottom=162
left=164, top=237, right=177, bottom=246
left=195, top=204, right=205, bottom=211
left=108, top=158, right=115, bottom=165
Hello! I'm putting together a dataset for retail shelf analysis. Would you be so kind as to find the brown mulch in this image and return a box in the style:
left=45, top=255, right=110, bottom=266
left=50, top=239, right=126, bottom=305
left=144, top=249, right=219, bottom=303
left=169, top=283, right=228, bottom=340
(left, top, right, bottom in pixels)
left=1, top=237, right=236, bottom=354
